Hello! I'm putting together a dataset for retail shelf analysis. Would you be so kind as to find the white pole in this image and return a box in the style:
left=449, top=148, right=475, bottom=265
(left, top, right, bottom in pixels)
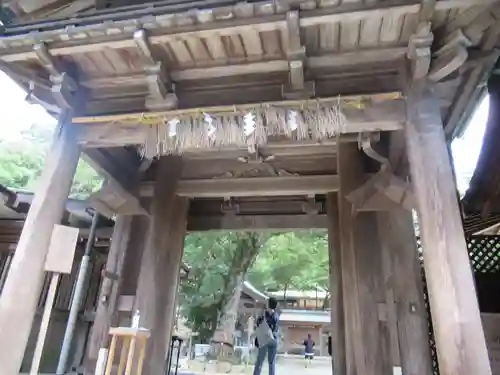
left=30, top=273, right=60, bottom=375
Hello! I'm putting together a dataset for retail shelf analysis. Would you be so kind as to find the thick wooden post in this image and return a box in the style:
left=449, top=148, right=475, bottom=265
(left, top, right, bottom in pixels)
left=326, top=193, right=346, bottom=375
left=135, top=156, right=188, bottom=375
left=337, top=142, right=364, bottom=375
left=378, top=210, right=433, bottom=375
left=337, top=142, right=391, bottom=375
left=85, top=215, right=150, bottom=373
left=405, top=82, right=491, bottom=375
left=0, top=122, right=81, bottom=375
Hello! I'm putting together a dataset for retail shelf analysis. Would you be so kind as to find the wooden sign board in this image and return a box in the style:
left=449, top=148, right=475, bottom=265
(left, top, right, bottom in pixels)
left=44, top=224, right=79, bottom=274
left=482, top=313, right=500, bottom=375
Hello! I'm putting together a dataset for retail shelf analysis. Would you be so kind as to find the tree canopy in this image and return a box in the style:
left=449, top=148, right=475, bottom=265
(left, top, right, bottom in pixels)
left=181, top=231, right=329, bottom=341
left=0, top=123, right=102, bottom=198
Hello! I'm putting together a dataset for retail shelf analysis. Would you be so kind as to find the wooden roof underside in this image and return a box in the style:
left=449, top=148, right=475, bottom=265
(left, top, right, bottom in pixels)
left=1, top=0, right=498, bottom=123
left=1, top=0, right=499, bottom=225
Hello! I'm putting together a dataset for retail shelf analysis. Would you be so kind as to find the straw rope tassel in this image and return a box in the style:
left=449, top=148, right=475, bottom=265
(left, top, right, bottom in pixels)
left=137, top=102, right=347, bottom=159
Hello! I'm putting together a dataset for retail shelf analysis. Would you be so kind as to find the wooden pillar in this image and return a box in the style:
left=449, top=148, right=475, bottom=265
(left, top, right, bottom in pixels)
left=326, top=193, right=345, bottom=375
left=85, top=215, right=149, bottom=373
left=337, top=141, right=391, bottom=375
left=134, top=156, right=188, bottom=375
left=378, top=210, right=432, bottom=375
left=405, top=82, right=491, bottom=375
left=0, top=122, right=81, bottom=375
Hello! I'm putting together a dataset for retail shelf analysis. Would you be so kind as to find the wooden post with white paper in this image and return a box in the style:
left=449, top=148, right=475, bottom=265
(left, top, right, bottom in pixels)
left=29, top=224, right=79, bottom=375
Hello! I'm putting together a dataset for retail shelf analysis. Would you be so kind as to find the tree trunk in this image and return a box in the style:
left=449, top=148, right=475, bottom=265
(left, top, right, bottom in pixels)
left=209, top=233, right=262, bottom=358
left=211, top=276, right=244, bottom=358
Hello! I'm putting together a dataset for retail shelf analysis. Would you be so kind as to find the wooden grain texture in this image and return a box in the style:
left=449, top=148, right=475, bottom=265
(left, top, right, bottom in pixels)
left=134, top=156, right=189, bottom=375
left=405, top=81, right=491, bottom=375
left=378, top=214, right=401, bottom=368
left=378, top=210, right=433, bottom=375
left=0, top=120, right=81, bottom=375
left=85, top=216, right=134, bottom=373
left=336, top=141, right=366, bottom=375
left=0, top=0, right=491, bottom=64
left=354, top=212, right=391, bottom=375
left=326, top=193, right=346, bottom=375
left=319, top=22, right=340, bottom=51
left=337, top=141, right=391, bottom=375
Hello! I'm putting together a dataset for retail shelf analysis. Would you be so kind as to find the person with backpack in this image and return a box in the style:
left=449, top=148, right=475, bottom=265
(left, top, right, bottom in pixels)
left=253, top=297, right=279, bottom=375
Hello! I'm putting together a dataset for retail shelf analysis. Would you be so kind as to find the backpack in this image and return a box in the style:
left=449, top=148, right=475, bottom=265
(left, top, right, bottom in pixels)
left=255, top=314, right=275, bottom=347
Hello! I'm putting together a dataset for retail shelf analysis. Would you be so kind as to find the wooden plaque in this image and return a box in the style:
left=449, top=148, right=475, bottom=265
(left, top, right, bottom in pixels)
left=44, top=224, right=79, bottom=274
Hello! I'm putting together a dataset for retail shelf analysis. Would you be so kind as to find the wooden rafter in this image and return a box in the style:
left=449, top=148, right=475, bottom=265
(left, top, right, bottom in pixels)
left=73, top=92, right=405, bottom=148
left=0, top=0, right=485, bottom=62
left=141, top=174, right=340, bottom=198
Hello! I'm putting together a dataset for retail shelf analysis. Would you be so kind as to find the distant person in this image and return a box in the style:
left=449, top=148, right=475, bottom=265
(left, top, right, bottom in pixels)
left=303, top=333, right=315, bottom=367
left=253, top=297, right=279, bottom=375
left=328, top=333, right=332, bottom=356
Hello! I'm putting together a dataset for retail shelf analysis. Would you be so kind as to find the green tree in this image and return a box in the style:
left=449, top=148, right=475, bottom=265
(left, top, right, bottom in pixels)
left=247, top=231, right=328, bottom=296
left=181, top=232, right=267, bottom=343
left=180, top=230, right=330, bottom=343
left=0, top=123, right=102, bottom=198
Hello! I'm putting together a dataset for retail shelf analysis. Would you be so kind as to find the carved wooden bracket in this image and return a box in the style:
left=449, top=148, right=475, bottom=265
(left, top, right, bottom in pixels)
left=33, top=43, right=79, bottom=109
left=348, top=134, right=415, bottom=212
left=428, top=29, right=471, bottom=82
left=282, top=11, right=315, bottom=100
left=88, top=182, right=149, bottom=218
left=134, top=29, right=178, bottom=111
left=346, top=169, right=415, bottom=212
left=407, top=22, right=433, bottom=80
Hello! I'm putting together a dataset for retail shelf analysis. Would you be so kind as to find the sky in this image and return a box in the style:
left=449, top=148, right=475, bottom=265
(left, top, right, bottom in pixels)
left=0, top=71, right=56, bottom=141
left=0, top=70, right=490, bottom=194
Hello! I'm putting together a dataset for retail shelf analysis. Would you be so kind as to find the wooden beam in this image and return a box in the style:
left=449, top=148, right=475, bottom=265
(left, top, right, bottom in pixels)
left=0, top=120, right=81, bottom=375
left=337, top=141, right=393, bottom=374
left=187, top=214, right=327, bottom=231
left=75, top=47, right=405, bottom=86
left=83, top=148, right=148, bottom=216
left=336, top=142, right=367, bottom=375
left=378, top=210, right=433, bottom=375
left=134, top=156, right=188, bottom=375
left=76, top=96, right=406, bottom=148
left=326, top=193, right=346, bottom=375
left=405, top=81, right=491, bottom=375
left=141, top=175, right=339, bottom=198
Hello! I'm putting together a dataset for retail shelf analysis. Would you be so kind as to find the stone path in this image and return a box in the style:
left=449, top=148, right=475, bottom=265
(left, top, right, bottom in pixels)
left=180, top=355, right=332, bottom=375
